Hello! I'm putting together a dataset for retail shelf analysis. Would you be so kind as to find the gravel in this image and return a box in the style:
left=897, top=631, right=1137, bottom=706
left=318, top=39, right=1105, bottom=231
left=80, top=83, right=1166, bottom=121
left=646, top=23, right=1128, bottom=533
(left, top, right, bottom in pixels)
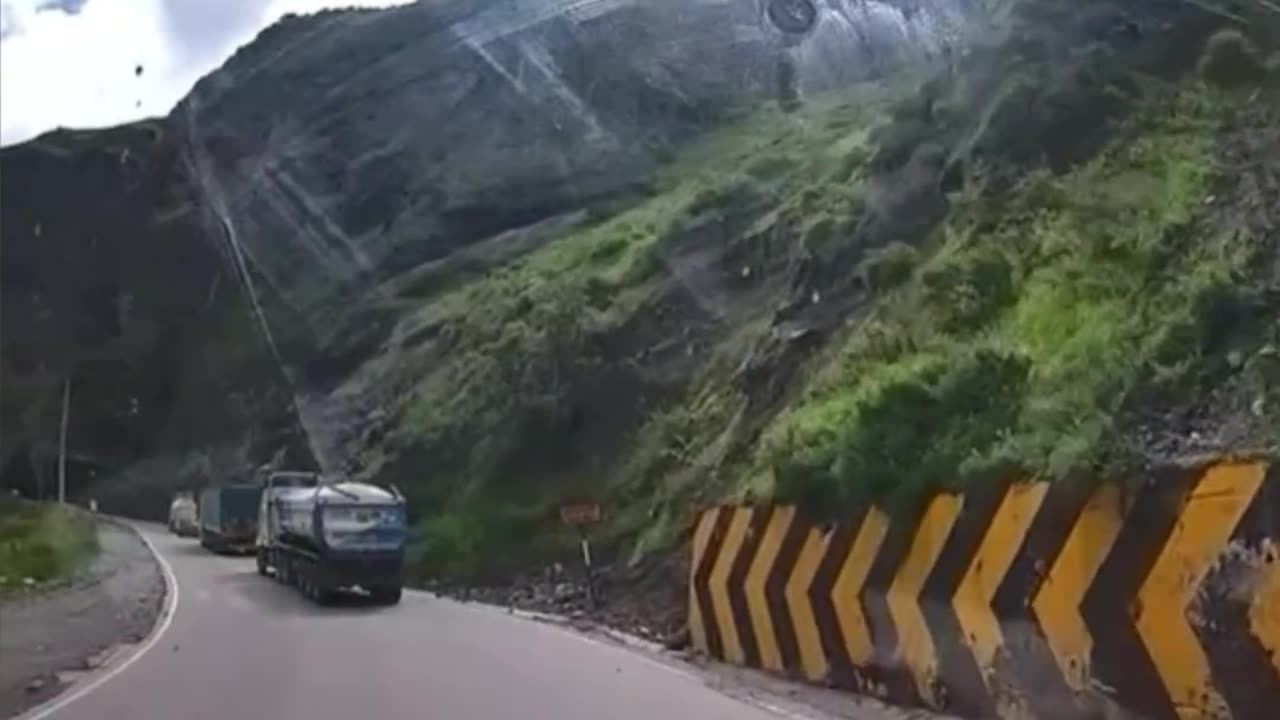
left=421, top=552, right=688, bottom=646
left=0, top=519, right=166, bottom=719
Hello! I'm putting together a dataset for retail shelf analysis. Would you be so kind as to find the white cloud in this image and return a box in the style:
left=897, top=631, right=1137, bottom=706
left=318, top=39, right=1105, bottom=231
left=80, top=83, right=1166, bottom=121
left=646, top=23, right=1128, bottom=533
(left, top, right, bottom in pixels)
left=0, top=0, right=408, bottom=146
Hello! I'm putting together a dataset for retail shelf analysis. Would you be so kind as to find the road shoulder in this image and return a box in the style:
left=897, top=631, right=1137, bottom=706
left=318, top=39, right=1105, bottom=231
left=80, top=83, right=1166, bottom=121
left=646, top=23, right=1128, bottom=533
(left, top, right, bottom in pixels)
left=0, top=519, right=166, bottom=719
left=440, top=594, right=958, bottom=720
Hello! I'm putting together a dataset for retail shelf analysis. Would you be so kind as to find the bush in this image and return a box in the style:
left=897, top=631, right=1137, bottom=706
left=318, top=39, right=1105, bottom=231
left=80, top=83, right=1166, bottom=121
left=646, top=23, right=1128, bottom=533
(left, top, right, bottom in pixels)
left=409, top=502, right=565, bottom=582
left=773, top=348, right=1029, bottom=515
left=858, top=242, right=919, bottom=293
left=1198, top=29, right=1267, bottom=88
left=920, top=249, right=1015, bottom=332
left=761, top=87, right=1241, bottom=515
left=0, top=500, right=98, bottom=591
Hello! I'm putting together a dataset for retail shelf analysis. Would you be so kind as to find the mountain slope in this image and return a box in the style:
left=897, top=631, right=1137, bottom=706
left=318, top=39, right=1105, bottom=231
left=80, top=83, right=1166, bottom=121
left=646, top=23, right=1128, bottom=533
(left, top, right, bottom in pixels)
left=346, top=0, right=1280, bottom=579
left=0, top=0, right=967, bottom=515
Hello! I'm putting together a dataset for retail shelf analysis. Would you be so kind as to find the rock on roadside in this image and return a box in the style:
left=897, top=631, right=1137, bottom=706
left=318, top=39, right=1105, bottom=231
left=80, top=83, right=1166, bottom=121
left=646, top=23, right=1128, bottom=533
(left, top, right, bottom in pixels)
left=422, top=551, right=688, bottom=646
left=0, top=520, right=165, bottom=719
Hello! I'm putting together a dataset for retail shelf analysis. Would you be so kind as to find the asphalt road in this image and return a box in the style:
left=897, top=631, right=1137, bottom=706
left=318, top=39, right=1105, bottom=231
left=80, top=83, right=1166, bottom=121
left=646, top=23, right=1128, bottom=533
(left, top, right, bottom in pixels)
left=19, top=526, right=792, bottom=720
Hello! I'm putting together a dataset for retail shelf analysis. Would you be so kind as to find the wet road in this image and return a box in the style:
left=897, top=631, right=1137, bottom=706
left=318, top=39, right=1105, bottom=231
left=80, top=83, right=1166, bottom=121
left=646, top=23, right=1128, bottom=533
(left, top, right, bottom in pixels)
left=22, top=526, right=788, bottom=720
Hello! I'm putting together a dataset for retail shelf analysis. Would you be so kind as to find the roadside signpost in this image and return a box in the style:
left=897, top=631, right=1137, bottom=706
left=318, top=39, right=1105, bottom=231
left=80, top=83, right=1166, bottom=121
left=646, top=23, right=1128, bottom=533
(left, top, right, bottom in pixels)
left=559, top=501, right=602, bottom=527
left=560, top=501, right=602, bottom=609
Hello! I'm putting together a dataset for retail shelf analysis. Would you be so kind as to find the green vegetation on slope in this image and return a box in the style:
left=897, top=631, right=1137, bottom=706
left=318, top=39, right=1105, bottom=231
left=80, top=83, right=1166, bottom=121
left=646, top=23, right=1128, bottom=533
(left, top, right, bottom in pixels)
left=760, top=87, right=1271, bottom=515
left=0, top=499, right=98, bottom=594
left=387, top=90, right=901, bottom=578
left=378, top=23, right=1280, bottom=575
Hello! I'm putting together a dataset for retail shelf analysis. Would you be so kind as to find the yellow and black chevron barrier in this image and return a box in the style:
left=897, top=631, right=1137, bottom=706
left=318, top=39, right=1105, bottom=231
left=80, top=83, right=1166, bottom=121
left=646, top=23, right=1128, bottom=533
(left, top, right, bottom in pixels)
left=687, top=458, right=1280, bottom=720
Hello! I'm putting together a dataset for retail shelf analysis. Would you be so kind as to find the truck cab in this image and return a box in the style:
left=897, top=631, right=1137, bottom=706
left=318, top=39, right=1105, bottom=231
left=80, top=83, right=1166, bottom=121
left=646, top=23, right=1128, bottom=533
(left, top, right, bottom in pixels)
left=255, top=469, right=320, bottom=556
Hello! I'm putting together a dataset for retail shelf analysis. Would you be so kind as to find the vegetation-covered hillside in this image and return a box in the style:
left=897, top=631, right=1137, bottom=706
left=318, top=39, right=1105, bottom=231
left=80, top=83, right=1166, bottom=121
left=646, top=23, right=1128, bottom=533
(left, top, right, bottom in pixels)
left=358, top=2, right=1280, bottom=580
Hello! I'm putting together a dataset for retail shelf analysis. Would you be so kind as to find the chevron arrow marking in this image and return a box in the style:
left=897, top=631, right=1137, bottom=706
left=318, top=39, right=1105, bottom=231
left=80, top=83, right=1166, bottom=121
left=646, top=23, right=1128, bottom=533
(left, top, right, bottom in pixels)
left=1135, top=462, right=1265, bottom=717
left=832, top=508, right=890, bottom=667
left=745, top=508, right=791, bottom=673
left=688, top=508, right=722, bottom=656
left=786, top=525, right=831, bottom=682
left=1031, top=483, right=1125, bottom=692
left=955, top=482, right=1048, bottom=675
left=1250, top=548, right=1280, bottom=675
left=709, top=507, right=753, bottom=665
left=887, top=494, right=962, bottom=707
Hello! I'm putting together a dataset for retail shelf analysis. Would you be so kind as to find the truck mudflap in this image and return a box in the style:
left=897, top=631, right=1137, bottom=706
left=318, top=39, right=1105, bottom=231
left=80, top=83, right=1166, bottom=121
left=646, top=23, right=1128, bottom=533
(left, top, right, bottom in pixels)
left=316, top=551, right=403, bottom=590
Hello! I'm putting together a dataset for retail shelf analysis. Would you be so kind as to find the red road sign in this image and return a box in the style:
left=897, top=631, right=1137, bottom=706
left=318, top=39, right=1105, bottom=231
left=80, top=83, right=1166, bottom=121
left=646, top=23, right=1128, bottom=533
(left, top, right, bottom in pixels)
left=560, top=502, right=602, bottom=527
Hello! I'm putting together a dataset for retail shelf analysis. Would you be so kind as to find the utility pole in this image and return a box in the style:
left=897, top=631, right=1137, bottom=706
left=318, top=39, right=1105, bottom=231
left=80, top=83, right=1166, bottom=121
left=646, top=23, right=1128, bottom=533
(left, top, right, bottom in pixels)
left=57, top=377, right=71, bottom=504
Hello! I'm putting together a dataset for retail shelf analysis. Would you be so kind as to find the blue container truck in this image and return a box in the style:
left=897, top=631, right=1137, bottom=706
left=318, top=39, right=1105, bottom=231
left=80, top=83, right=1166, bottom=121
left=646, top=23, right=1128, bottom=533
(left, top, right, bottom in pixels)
left=255, top=470, right=407, bottom=605
left=199, top=483, right=263, bottom=554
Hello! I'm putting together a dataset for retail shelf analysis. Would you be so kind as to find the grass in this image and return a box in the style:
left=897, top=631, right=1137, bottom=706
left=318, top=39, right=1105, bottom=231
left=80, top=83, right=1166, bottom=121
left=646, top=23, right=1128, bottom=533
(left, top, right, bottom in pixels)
left=0, top=499, right=99, bottom=596
left=759, top=87, right=1260, bottom=516
left=384, top=88, right=904, bottom=576
left=383, top=79, right=1264, bottom=568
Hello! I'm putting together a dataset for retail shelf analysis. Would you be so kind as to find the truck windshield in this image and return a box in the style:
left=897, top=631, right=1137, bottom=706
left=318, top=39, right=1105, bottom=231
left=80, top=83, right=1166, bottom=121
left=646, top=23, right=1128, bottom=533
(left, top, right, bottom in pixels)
left=271, top=473, right=319, bottom=488
left=323, top=504, right=405, bottom=527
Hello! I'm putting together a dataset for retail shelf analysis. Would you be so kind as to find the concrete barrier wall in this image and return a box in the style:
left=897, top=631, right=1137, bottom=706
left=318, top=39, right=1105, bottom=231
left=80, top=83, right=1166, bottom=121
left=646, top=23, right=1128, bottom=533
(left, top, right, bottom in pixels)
left=687, top=458, right=1279, bottom=720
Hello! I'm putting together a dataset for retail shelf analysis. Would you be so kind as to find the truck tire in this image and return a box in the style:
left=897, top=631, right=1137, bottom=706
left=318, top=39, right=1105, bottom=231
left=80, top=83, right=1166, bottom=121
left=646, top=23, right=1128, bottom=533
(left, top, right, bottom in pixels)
left=372, top=586, right=402, bottom=606
left=300, top=566, right=333, bottom=606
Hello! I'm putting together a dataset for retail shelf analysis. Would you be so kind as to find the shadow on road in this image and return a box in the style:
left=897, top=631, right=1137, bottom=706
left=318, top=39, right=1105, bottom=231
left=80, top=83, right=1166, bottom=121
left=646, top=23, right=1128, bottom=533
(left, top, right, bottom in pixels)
left=164, top=541, right=220, bottom=558
left=217, top=570, right=394, bottom=618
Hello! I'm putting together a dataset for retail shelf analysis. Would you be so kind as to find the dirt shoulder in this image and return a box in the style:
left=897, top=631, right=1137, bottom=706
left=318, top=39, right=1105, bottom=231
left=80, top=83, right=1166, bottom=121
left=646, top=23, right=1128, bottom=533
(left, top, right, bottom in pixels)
left=0, top=519, right=166, bottom=719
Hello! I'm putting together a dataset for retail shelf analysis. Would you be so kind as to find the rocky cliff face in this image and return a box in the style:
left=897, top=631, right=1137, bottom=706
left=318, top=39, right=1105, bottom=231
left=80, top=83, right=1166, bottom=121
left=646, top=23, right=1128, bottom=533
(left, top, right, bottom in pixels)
left=172, top=0, right=971, bottom=319
left=0, top=120, right=309, bottom=513
left=0, top=0, right=968, bottom=514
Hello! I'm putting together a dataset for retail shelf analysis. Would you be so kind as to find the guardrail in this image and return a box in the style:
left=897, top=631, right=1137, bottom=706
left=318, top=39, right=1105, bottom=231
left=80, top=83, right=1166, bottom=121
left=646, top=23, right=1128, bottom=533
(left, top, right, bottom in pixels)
left=687, top=457, right=1279, bottom=719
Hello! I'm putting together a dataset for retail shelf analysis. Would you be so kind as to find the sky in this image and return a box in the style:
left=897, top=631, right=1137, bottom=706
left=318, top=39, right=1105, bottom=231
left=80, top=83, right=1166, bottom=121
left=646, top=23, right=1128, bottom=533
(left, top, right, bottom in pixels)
left=0, top=0, right=408, bottom=146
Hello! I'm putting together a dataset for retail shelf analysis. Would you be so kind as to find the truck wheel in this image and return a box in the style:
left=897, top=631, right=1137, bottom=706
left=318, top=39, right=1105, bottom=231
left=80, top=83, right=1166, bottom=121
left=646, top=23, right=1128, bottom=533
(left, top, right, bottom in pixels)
left=372, top=586, right=402, bottom=606
left=300, top=568, right=332, bottom=605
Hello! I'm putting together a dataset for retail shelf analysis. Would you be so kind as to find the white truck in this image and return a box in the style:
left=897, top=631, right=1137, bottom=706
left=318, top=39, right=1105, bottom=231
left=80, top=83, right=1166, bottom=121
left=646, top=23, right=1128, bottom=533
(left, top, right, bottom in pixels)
left=255, top=469, right=407, bottom=605
left=168, top=492, right=198, bottom=537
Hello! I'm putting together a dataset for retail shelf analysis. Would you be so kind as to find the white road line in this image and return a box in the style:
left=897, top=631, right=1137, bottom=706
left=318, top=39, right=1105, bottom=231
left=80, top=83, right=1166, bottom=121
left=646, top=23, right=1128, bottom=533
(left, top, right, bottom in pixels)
left=17, top=527, right=181, bottom=720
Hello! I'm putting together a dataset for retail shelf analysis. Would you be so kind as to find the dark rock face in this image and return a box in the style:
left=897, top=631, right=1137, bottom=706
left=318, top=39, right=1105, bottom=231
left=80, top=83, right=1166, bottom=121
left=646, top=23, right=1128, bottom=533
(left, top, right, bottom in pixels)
left=0, top=0, right=965, bottom=501
left=0, top=121, right=308, bottom=506
left=171, top=0, right=969, bottom=317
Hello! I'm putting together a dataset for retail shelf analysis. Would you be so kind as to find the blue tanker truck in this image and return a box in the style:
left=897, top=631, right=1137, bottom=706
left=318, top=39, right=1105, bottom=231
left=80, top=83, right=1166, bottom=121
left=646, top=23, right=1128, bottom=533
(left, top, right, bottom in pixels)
left=255, top=469, right=407, bottom=605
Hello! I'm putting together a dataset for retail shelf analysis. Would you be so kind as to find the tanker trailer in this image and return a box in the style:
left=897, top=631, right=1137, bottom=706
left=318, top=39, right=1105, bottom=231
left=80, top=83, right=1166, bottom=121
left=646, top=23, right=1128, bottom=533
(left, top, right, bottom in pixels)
left=256, top=472, right=406, bottom=605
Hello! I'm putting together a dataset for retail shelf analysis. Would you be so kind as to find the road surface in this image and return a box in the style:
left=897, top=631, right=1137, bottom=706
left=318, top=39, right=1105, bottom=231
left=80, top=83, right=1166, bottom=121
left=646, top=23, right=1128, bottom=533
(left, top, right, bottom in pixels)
left=19, top=525, right=794, bottom=720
